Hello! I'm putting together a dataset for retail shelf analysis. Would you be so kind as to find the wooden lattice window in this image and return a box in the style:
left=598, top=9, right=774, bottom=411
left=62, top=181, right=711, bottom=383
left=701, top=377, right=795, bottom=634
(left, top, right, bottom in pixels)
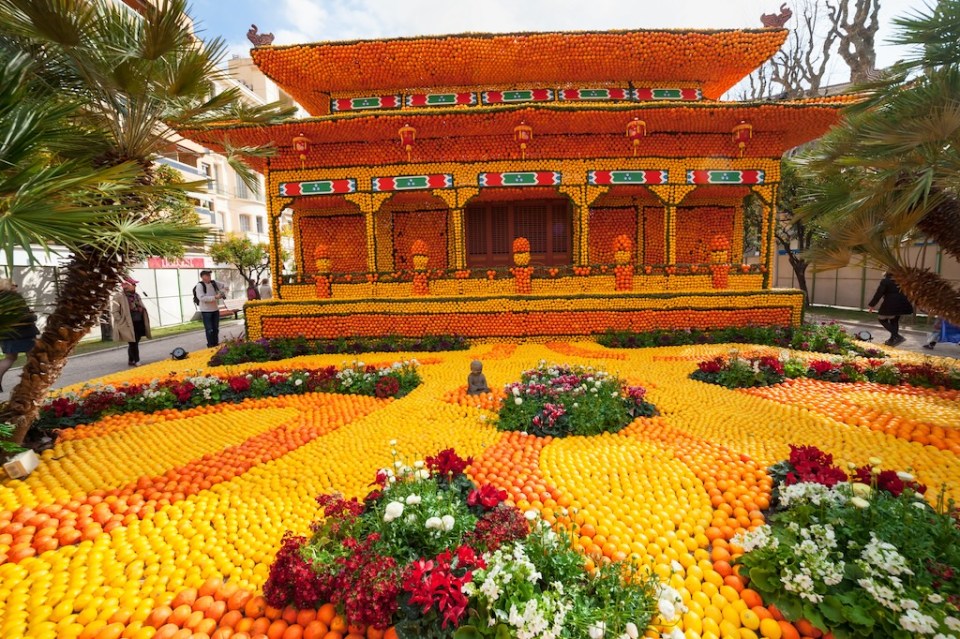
left=466, top=200, right=571, bottom=267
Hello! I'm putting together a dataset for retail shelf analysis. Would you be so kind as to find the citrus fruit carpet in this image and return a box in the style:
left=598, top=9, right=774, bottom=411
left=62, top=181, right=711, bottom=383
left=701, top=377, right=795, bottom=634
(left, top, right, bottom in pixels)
left=1, top=341, right=958, bottom=639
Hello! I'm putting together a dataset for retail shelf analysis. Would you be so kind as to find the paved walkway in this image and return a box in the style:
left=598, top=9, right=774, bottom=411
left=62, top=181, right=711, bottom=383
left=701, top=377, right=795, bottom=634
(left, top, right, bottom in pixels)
left=0, top=320, right=245, bottom=399
left=807, top=313, right=958, bottom=358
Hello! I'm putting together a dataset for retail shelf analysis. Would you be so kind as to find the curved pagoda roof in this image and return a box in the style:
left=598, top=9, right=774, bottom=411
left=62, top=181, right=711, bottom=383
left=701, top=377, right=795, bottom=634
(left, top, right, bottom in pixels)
left=251, top=28, right=789, bottom=114
left=180, top=97, right=854, bottom=174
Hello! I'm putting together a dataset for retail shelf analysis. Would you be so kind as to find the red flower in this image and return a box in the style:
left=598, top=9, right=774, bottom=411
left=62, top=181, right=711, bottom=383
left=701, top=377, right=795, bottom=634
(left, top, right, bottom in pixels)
left=316, top=493, right=365, bottom=520
left=375, top=375, right=400, bottom=398
left=784, top=445, right=848, bottom=487
left=698, top=357, right=724, bottom=374
left=425, top=448, right=473, bottom=478
left=809, top=360, right=836, bottom=375
left=467, top=484, right=507, bottom=510
left=228, top=376, right=251, bottom=393
left=402, top=546, right=485, bottom=629
left=852, top=466, right=927, bottom=497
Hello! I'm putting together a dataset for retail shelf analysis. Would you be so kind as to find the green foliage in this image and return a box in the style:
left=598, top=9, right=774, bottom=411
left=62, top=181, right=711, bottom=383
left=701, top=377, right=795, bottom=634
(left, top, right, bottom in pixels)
left=0, top=423, right=25, bottom=455
left=737, top=481, right=960, bottom=638
left=207, top=335, right=469, bottom=366
left=497, top=364, right=656, bottom=438
left=599, top=323, right=882, bottom=357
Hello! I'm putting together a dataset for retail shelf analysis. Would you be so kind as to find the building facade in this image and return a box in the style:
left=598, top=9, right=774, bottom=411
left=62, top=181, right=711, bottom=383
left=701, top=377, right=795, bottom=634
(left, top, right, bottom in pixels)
left=182, top=28, right=852, bottom=340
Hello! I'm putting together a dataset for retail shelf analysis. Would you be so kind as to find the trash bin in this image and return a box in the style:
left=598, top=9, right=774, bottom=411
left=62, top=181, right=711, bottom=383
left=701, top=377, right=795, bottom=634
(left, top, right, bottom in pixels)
left=99, top=311, right=113, bottom=342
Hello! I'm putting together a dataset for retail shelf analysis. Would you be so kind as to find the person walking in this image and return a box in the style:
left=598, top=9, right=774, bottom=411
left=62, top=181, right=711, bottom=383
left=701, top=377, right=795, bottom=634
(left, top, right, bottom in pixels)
left=258, top=278, right=273, bottom=300
left=923, top=316, right=943, bottom=350
left=0, top=279, right=39, bottom=392
left=868, top=272, right=914, bottom=347
left=111, top=276, right=152, bottom=366
left=193, top=270, right=226, bottom=347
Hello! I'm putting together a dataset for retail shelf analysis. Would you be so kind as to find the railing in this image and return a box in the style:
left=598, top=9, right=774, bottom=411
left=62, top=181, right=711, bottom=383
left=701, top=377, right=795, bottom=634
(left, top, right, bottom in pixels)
left=155, top=155, right=205, bottom=178
left=280, top=263, right=766, bottom=285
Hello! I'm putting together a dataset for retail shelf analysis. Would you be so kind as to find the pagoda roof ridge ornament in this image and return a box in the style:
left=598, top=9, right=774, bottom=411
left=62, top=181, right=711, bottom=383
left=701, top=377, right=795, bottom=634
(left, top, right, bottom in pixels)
left=761, top=4, right=794, bottom=28
left=251, top=29, right=789, bottom=115
left=246, top=24, right=275, bottom=47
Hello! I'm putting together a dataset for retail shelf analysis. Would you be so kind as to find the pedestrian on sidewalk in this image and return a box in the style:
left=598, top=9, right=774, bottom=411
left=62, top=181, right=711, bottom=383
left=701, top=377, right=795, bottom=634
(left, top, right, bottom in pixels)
left=111, top=276, right=151, bottom=367
left=258, top=278, right=272, bottom=300
left=923, top=316, right=943, bottom=350
left=193, top=270, right=226, bottom=347
left=0, top=279, right=39, bottom=392
left=868, top=272, right=913, bottom=347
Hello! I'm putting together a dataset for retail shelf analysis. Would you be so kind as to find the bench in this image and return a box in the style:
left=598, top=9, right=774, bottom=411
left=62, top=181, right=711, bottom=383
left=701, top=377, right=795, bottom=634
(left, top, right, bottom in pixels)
left=220, top=298, right=245, bottom=319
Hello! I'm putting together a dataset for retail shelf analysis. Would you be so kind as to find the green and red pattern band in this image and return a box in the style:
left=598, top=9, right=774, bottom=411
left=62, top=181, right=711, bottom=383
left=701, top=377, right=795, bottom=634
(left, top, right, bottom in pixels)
left=634, top=88, right=702, bottom=100
left=482, top=89, right=554, bottom=104
left=686, top=169, right=765, bottom=185
left=478, top=171, right=561, bottom=187
left=558, top=88, right=631, bottom=101
left=371, top=174, right=454, bottom=191
left=588, top=170, right=668, bottom=185
left=405, top=92, right=477, bottom=107
left=279, top=178, right=357, bottom=196
left=331, top=95, right=402, bottom=111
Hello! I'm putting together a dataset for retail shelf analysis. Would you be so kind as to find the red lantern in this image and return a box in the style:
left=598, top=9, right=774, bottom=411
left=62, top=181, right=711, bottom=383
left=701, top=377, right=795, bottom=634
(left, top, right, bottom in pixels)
left=732, top=122, right=753, bottom=158
left=625, top=118, right=646, bottom=157
left=292, top=132, right=310, bottom=168
left=399, top=124, right=416, bottom=161
left=514, top=121, right=533, bottom=159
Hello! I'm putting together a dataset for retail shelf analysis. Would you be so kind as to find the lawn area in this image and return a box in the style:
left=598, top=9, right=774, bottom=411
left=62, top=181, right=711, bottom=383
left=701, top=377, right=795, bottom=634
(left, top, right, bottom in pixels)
left=0, top=340, right=958, bottom=639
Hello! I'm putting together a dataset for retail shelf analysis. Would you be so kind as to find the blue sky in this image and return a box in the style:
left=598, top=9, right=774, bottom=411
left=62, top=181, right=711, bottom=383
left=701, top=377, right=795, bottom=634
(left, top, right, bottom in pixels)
left=188, top=0, right=919, bottom=85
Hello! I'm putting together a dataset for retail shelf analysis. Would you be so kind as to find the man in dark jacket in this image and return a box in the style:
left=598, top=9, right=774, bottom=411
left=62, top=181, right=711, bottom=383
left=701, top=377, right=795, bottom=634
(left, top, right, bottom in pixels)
left=868, top=272, right=914, bottom=347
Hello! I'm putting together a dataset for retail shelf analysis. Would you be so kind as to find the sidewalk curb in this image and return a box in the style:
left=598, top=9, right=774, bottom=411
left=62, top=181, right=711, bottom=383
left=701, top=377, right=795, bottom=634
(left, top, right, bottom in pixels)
left=9, top=320, right=244, bottom=368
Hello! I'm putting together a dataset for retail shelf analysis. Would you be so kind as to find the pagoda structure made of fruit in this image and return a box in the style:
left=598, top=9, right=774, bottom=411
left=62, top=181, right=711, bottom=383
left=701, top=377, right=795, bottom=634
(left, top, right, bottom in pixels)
left=181, top=27, right=850, bottom=340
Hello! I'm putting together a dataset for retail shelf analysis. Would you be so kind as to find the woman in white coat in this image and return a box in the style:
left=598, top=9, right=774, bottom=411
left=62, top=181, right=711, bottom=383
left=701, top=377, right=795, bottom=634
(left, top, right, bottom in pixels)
left=111, top=277, right=152, bottom=366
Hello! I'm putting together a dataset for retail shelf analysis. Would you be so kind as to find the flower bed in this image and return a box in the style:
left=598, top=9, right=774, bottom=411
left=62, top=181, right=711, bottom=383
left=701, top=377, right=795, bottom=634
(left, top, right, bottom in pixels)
left=262, top=448, right=664, bottom=637
left=497, top=364, right=656, bottom=437
left=2, top=342, right=959, bottom=639
left=598, top=323, right=885, bottom=357
left=735, top=445, right=959, bottom=639
left=208, top=335, right=468, bottom=366
left=35, top=360, right=421, bottom=432
left=691, top=353, right=960, bottom=390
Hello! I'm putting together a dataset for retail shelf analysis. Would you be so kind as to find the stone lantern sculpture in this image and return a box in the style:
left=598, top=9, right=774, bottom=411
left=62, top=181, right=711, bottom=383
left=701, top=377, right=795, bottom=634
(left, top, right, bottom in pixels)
left=511, top=237, right=533, bottom=294
left=411, top=240, right=430, bottom=295
left=314, top=244, right=332, bottom=298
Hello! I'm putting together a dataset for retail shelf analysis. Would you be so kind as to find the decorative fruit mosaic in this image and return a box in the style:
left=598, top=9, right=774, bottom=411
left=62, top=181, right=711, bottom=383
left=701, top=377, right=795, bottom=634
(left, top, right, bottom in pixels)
left=1, top=342, right=958, bottom=639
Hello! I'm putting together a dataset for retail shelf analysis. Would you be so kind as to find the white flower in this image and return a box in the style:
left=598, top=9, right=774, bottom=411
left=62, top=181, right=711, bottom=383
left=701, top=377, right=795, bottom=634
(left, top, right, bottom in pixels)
left=389, top=439, right=397, bottom=446
left=588, top=621, right=606, bottom=639
left=624, top=622, right=639, bottom=639
left=524, top=510, right=538, bottom=521
left=294, top=378, right=303, bottom=386
left=868, top=456, right=882, bottom=466
left=851, top=497, right=870, bottom=509
left=929, top=594, right=944, bottom=604
left=512, top=386, right=521, bottom=396
left=441, top=515, right=456, bottom=531
left=514, top=397, right=523, bottom=405
left=415, top=469, right=431, bottom=480
left=413, top=460, right=424, bottom=468
left=660, top=630, right=684, bottom=639
left=851, top=482, right=872, bottom=497
left=657, top=599, right=676, bottom=622
left=425, top=516, right=442, bottom=530
left=897, top=471, right=915, bottom=482
left=405, top=494, right=421, bottom=505
left=945, top=617, right=960, bottom=631
left=383, top=501, right=404, bottom=522
left=394, top=460, right=404, bottom=468
left=671, top=560, right=683, bottom=573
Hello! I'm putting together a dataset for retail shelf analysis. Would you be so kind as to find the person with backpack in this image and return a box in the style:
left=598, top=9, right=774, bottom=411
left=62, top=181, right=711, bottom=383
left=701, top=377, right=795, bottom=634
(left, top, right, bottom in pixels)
left=194, top=270, right=226, bottom=347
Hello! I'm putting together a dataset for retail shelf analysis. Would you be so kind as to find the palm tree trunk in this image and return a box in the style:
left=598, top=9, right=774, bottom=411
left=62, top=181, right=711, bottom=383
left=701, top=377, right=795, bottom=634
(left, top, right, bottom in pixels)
left=3, top=251, right=123, bottom=444
left=891, top=266, right=960, bottom=326
left=916, top=195, right=960, bottom=263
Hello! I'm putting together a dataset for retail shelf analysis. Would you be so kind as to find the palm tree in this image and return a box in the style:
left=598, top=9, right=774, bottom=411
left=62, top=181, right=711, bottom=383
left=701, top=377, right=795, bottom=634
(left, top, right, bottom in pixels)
left=794, top=0, right=960, bottom=324
left=0, top=0, right=293, bottom=444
